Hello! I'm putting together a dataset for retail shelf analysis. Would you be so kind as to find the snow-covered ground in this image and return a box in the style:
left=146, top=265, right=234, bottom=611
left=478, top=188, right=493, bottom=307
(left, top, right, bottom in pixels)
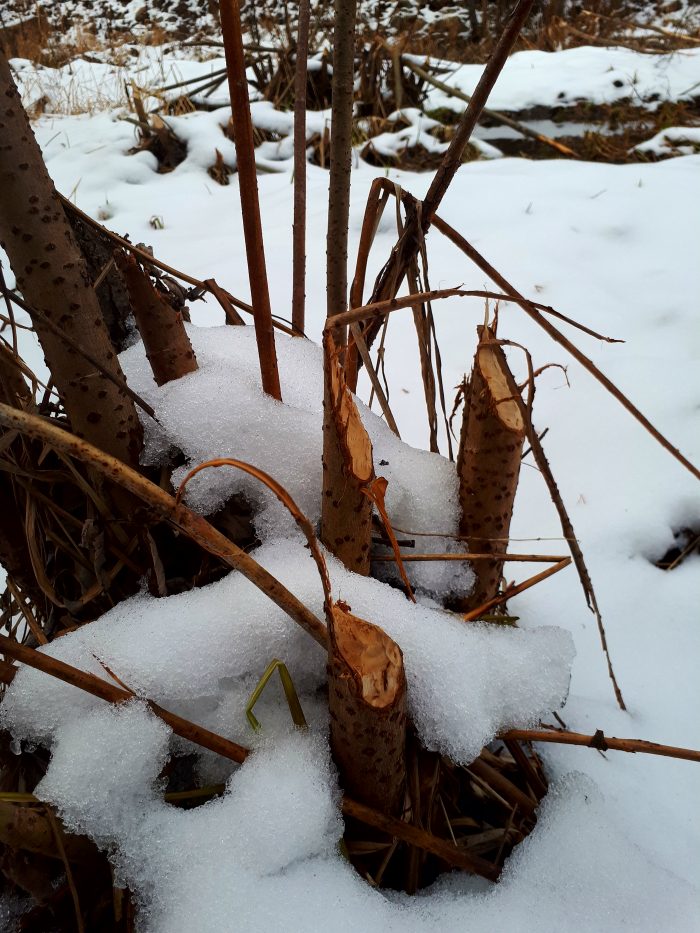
left=1, top=44, right=699, bottom=932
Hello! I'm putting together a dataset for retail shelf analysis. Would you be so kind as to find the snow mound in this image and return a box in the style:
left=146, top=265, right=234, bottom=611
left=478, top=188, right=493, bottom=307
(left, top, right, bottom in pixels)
left=120, top=323, right=473, bottom=599
left=0, top=538, right=574, bottom=766
left=15, top=703, right=696, bottom=933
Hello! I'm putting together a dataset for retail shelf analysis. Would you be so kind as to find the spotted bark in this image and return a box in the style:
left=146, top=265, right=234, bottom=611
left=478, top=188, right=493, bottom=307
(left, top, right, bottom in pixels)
left=0, top=49, right=142, bottom=466
left=455, top=326, right=525, bottom=612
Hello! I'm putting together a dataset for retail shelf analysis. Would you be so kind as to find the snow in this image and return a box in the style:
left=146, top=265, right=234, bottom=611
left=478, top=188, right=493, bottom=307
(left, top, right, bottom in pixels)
left=0, top=538, right=574, bottom=766
left=636, top=124, right=700, bottom=156
left=410, top=46, right=700, bottom=113
left=1, top=39, right=699, bottom=933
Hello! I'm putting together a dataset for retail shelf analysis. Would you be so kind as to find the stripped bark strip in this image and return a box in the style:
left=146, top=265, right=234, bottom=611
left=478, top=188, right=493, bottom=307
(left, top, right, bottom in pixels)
left=291, top=0, right=311, bottom=336
left=349, top=179, right=391, bottom=311
left=174, top=457, right=332, bottom=615
left=0, top=403, right=328, bottom=648
left=0, top=633, right=250, bottom=764
left=455, top=326, right=526, bottom=612
left=402, top=57, right=580, bottom=159
left=220, top=0, right=282, bottom=400
left=321, top=332, right=374, bottom=574
left=115, top=252, right=198, bottom=386
left=461, top=557, right=572, bottom=621
left=362, top=477, right=415, bottom=601
left=328, top=602, right=407, bottom=815
left=501, top=728, right=700, bottom=763
left=203, top=278, right=244, bottom=325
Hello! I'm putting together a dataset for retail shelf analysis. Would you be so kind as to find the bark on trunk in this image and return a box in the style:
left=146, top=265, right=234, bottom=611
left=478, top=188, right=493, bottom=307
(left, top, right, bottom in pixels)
left=328, top=601, right=406, bottom=815
left=115, top=251, right=198, bottom=386
left=455, top=326, right=525, bottom=612
left=0, top=347, right=42, bottom=609
left=320, top=331, right=373, bottom=574
left=0, top=50, right=142, bottom=466
left=64, top=210, right=135, bottom=352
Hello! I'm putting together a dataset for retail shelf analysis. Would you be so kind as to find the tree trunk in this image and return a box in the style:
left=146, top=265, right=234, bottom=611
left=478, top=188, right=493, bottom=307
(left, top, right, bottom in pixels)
left=327, top=601, right=406, bottom=815
left=0, top=49, right=142, bottom=467
left=320, top=331, right=373, bottom=573
left=454, top=326, right=525, bottom=612
left=115, top=252, right=198, bottom=387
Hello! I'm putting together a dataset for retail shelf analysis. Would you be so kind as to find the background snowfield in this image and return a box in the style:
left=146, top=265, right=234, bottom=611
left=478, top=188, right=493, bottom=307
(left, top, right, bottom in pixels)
left=1, top=42, right=699, bottom=932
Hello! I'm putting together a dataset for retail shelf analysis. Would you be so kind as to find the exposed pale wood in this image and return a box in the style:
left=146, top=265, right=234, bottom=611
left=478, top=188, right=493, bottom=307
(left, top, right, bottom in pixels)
left=328, top=602, right=407, bottom=815
left=321, top=332, right=374, bottom=574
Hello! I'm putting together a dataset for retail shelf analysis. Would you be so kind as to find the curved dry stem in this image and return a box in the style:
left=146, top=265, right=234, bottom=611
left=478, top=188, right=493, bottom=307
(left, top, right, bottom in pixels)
left=176, top=458, right=333, bottom=616
left=0, top=404, right=328, bottom=648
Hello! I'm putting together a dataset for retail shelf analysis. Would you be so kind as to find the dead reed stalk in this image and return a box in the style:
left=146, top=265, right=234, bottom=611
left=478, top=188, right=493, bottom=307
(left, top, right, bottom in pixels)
left=292, top=0, right=311, bottom=336
left=220, top=0, right=282, bottom=400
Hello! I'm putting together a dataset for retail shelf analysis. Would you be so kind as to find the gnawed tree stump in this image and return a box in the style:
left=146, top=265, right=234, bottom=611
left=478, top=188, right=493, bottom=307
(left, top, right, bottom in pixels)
left=115, top=251, right=198, bottom=386
left=455, top=326, right=525, bottom=613
left=328, top=601, right=407, bottom=815
left=321, top=331, right=373, bottom=573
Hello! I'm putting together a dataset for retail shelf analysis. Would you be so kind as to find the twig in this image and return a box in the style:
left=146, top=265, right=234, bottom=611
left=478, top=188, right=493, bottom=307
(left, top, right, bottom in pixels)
left=44, top=806, right=85, bottom=933
left=523, top=429, right=627, bottom=710
left=372, top=552, right=568, bottom=562
left=501, top=728, right=700, bottom=763
left=0, top=633, right=250, bottom=763
left=428, top=211, right=700, bottom=484
left=348, top=323, right=401, bottom=436
left=461, top=557, right=572, bottom=621
left=0, top=285, right=157, bottom=421
left=341, top=796, right=499, bottom=880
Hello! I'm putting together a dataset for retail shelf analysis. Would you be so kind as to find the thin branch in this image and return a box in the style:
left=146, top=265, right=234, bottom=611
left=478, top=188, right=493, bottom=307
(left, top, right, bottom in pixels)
left=0, top=285, right=157, bottom=421
left=501, top=728, right=700, bottom=764
left=0, top=633, right=250, bottom=763
left=461, top=557, right=572, bottom=621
